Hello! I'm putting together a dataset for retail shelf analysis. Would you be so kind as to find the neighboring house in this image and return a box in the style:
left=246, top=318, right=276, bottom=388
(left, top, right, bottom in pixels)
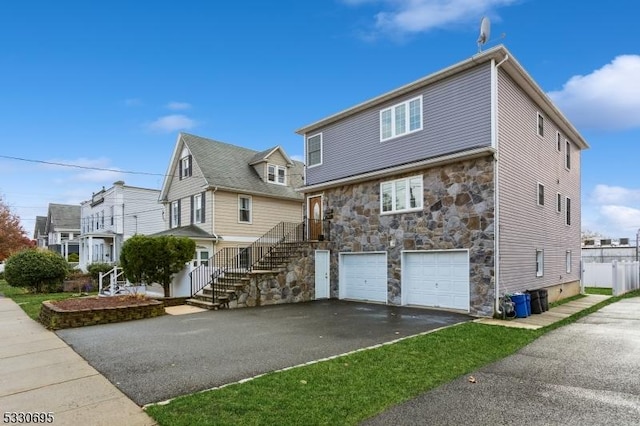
left=78, top=181, right=164, bottom=271
left=33, top=215, right=47, bottom=249
left=295, top=45, right=589, bottom=317
left=44, top=204, right=81, bottom=260
left=157, top=133, right=304, bottom=298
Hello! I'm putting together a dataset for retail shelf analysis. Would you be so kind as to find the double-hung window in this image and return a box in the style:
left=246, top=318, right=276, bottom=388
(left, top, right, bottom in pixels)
left=565, top=197, right=571, bottom=225
left=537, top=113, right=544, bottom=137
left=306, top=134, right=322, bottom=167
left=556, top=132, right=562, bottom=151
left=381, top=176, right=423, bottom=213
left=565, top=140, right=571, bottom=169
left=566, top=251, right=572, bottom=273
left=380, top=96, right=422, bottom=141
left=536, top=249, right=544, bottom=277
left=267, top=164, right=286, bottom=185
left=171, top=200, right=180, bottom=228
left=194, top=194, right=203, bottom=223
left=180, top=155, right=192, bottom=179
left=537, top=183, right=545, bottom=206
left=238, top=195, right=252, bottom=223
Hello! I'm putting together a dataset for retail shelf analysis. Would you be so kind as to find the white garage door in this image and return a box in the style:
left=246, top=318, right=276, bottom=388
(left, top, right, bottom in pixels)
left=340, top=253, right=387, bottom=303
left=403, top=250, right=469, bottom=311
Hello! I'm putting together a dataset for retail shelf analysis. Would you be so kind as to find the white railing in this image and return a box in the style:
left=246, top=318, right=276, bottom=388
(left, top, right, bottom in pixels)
left=99, top=266, right=143, bottom=296
left=582, top=261, right=639, bottom=295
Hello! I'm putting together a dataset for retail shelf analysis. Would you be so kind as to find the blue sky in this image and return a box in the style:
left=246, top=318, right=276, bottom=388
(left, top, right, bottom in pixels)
left=1, top=0, right=639, bottom=240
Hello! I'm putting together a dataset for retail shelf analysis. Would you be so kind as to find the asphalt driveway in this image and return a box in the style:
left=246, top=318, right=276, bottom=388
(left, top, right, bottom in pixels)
left=364, top=298, right=640, bottom=426
left=56, top=300, right=470, bottom=406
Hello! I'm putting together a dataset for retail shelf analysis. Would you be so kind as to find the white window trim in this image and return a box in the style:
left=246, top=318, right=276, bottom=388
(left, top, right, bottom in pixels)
left=194, top=194, right=203, bottom=223
left=267, top=164, right=286, bottom=185
left=238, top=195, right=252, bottom=224
left=171, top=200, right=180, bottom=228
left=306, top=133, right=323, bottom=168
left=556, top=131, right=562, bottom=151
left=556, top=192, right=562, bottom=214
left=565, top=196, right=571, bottom=226
left=536, top=249, right=544, bottom=277
left=537, top=182, right=545, bottom=206
left=566, top=250, right=572, bottom=274
left=181, top=156, right=191, bottom=179
left=380, top=95, right=423, bottom=142
left=380, top=175, right=423, bottom=215
left=565, top=139, right=571, bottom=170
left=537, top=112, right=544, bottom=138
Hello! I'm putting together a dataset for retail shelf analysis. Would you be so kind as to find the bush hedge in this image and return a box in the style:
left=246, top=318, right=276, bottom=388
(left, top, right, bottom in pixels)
left=4, top=249, right=69, bottom=293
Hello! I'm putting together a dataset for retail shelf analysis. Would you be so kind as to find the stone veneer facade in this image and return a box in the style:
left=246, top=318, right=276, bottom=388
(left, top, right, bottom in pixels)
left=311, top=155, right=496, bottom=317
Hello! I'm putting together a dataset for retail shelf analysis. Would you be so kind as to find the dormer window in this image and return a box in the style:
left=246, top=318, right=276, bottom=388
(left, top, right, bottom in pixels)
left=180, top=155, right=192, bottom=179
left=267, top=164, right=286, bottom=185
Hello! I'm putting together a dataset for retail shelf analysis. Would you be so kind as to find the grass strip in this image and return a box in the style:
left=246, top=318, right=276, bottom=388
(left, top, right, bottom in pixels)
left=147, top=290, right=640, bottom=425
left=146, top=323, right=540, bottom=426
left=584, top=287, right=612, bottom=295
left=0, top=280, right=91, bottom=320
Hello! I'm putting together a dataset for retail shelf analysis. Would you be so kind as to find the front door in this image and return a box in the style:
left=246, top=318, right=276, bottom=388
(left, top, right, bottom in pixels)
left=307, top=195, right=323, bottom=240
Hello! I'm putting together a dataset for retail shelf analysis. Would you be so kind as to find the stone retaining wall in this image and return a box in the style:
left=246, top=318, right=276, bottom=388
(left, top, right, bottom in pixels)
left=39, top=299, right=165, bottom=330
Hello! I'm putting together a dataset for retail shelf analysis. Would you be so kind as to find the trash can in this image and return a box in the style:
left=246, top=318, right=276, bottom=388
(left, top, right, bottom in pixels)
left=538, top=288, right=549, bottom=312
left=528, top=289, right=542, bottom=314
left=510, top=293, right=529, bottom=318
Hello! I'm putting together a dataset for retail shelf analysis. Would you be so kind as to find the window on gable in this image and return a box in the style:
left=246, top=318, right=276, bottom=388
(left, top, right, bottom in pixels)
left=306, top=133, right=322, bottom=167
left=380, top=96, right=423, bottom=141
left=556, top=193, right=562, bottom=213
left=537, top=113, right=544, bottom=137
left=566, top=250, right=572, bottom=273
left=180, top=155, right=192, bottom=179
left=238, top=195, right=252, bottom=223
left=267, top=164, right=286, bottom=185
left=565, top=196, right=571, bottom=225
left=565, top=140, right=571, bottom=169
left=381, top=175, right=423, bottom=214
left=171, top=200, right=180, bottom=228
left=110, top=206, right=114, bottom=226
left=537, top=183, right=545, bottom=206
left=556, top=132, right=562, bottom=151
left=536, top=249, right=544, bottom=277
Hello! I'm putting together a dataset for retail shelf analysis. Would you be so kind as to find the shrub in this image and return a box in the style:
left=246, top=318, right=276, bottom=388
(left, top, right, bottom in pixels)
left=67, top=253, right=79, bottom=262
left=4, top=249, right=69, bottom=293
left=87, top=262, right=114, bottom=282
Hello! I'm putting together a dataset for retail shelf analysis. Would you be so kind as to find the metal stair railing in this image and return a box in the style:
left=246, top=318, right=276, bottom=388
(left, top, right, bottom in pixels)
left=190, top=221, right=306, bottom=299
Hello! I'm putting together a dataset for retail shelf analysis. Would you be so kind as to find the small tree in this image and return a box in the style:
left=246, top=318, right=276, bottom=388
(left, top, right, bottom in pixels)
left=4, top=249, right=69, bottom=293
left=87, top=262, right=115, bottom=282
left=0, top=197, right=32, bottom=261
left=120, top=235, right=195, bottom=297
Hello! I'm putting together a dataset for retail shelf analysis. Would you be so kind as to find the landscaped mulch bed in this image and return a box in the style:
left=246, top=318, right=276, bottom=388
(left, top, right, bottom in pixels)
left=40, top=295, right=166, bottom=330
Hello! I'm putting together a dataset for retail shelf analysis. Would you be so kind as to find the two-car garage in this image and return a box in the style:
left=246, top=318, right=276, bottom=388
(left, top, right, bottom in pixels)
left=339, top=250, right=470, bottom=312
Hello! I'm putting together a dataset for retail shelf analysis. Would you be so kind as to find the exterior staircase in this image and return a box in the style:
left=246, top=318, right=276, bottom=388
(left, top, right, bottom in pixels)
left=186, top=222, right=309, bottom=310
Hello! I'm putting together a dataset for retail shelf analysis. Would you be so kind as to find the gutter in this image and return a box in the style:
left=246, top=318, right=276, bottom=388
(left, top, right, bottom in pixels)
left=493, top=54, right=509, bottom=316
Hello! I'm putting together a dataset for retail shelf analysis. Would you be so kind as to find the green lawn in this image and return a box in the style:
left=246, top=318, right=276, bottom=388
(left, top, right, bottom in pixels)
left=0, top=279, right=91, bottom=320
left=146, top=290, right=640, bottom=426
left=585, top=287, right=613, bottom=295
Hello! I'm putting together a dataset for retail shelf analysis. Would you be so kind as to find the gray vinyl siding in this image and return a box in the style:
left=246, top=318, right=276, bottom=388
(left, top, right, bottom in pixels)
left=306, top=63, right=492, bottom=185
left=497, top=69, right=582, bottom=295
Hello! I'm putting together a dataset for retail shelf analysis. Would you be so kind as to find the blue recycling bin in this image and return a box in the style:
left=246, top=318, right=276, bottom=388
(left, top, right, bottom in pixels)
left=511, top=293, right=529, bottom=318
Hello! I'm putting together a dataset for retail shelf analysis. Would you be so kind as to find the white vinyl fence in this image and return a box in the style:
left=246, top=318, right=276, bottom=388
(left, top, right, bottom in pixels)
left=582, top=261, right=640, bottom=296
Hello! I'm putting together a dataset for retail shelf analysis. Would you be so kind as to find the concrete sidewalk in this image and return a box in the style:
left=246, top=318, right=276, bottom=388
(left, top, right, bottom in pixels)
left=0, top=296, right=155, bottom=426
left=475, top=293, right=611, bottom=329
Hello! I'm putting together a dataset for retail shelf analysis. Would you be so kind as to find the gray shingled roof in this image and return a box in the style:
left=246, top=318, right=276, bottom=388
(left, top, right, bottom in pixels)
left=180, top=133, right=304, bottom=200
left=149, top=225, right=220, bottom=240
left=47, top=204, right=81, bottom=231
left=34, top=216, right=47, bottom=238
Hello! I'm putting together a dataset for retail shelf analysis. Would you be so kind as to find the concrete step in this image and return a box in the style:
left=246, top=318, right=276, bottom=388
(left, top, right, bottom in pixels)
left=185, top=298, right=222, bottom=310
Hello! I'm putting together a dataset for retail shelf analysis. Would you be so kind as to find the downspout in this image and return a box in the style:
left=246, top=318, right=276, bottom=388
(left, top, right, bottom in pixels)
left=493, top=54, right=509, bottom=316
left=211, top=186, right=218, bottom=247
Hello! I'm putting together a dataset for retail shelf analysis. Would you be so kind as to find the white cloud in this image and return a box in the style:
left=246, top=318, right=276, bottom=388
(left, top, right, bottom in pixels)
left=166, top=101, right=192, bottom=111
left=147, top=114, right=197, bottom=133
left=591, top=184, right=640, bottom=205
left=343, top=0, right=516, bottom=36
left=585, top=184, right=640, bottom=237
left=548, top=55, right=640, bottom=131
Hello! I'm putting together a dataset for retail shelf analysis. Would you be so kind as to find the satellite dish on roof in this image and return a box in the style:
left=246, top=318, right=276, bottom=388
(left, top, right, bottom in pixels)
left=477, top=16, right=490, bottom=52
